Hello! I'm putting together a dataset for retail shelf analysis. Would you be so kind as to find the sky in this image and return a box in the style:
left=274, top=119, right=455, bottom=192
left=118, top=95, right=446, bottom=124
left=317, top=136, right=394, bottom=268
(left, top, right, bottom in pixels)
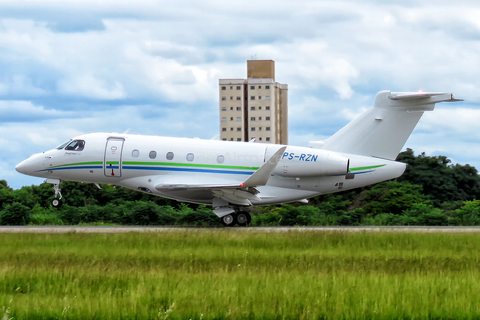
left=1, top=0, right=480, bottom=189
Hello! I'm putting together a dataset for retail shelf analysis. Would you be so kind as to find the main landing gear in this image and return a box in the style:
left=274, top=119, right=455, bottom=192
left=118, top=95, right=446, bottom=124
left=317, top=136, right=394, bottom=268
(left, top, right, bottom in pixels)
left=46, top=179, right=63, bottom=208
left=220, top=210, right=252, bottom=227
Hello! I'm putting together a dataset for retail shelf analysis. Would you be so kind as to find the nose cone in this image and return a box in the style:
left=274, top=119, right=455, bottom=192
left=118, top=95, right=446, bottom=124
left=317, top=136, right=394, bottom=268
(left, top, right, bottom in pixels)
left=15, top=159, right=30, bottom=174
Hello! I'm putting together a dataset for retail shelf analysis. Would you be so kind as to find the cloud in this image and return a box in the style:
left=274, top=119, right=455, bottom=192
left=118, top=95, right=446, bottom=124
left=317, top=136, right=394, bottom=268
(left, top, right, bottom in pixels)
left=0, top=0, right=480, bottom=189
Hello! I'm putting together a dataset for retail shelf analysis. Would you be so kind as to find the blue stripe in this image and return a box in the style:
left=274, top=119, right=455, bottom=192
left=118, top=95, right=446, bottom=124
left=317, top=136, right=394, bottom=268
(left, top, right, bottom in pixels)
left=122, top=166, right=254, bottom=175
left=38, top=166, right=103, bottom=172
left=333, top=170, right=374, bottom=177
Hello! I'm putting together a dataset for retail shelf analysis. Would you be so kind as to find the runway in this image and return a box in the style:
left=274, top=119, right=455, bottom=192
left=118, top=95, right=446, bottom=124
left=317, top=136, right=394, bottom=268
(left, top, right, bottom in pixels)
left=2, top=226, right=480, bottom=233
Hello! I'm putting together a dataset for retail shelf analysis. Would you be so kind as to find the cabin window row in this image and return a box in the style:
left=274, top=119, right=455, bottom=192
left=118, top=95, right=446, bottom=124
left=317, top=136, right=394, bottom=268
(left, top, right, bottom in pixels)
left=130, top=150, right=225, bottom=163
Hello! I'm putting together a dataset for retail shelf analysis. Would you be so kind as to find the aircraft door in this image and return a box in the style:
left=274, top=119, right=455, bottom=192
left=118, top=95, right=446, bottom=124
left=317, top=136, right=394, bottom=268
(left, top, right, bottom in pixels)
left=104, top=138, right=124, bottom=177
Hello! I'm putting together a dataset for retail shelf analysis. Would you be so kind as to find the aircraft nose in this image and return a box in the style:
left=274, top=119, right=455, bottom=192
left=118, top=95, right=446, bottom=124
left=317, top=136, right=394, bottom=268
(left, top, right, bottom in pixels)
left=15, top=159, right=29, bottom=174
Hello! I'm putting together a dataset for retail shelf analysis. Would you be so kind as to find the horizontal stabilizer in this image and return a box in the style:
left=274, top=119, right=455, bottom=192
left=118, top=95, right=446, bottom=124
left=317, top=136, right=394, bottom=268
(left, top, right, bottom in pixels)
left=388, top=92, right=462, bottom=102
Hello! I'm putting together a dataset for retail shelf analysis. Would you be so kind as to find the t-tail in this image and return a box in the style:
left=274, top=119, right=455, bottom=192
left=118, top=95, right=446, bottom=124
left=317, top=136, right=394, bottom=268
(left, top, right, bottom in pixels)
left=309, top=91, right=461, bottom=160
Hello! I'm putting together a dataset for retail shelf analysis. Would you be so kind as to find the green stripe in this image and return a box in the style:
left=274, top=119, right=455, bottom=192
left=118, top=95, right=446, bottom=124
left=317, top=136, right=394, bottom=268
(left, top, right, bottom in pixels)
left=122, top=161, right=259, bottom=171
left=51, top=161, right=103, bottom=169
left=349, top=164, right=386, bottom=171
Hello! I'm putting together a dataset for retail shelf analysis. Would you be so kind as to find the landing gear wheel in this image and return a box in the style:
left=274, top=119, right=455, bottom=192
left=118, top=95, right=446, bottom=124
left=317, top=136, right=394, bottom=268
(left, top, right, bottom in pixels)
left=236, top=212, right=251, bottom=227
left=51, top=198, right=63, bottom=208
left=221, top=214, right=236, bottom=227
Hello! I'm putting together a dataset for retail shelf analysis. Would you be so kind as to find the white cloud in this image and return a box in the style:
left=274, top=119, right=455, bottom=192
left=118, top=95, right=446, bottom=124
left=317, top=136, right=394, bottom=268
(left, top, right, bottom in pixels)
left=1, top=0, right=480, bottom=188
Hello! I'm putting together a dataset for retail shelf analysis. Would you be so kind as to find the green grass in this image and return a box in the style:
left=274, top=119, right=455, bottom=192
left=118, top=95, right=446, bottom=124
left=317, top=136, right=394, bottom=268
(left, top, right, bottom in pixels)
left=1, top=230, right=480, bottom=319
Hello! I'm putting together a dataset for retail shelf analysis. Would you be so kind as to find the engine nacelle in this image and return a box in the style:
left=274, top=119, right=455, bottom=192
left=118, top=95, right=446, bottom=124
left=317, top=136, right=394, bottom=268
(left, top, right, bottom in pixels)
left=273, top=148, right=349, bottom=177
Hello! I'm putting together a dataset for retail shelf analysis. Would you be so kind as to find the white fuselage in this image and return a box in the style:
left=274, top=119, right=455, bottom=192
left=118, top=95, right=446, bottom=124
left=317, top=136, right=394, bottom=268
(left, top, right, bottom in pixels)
left=16, top=132, right=406, bottom=206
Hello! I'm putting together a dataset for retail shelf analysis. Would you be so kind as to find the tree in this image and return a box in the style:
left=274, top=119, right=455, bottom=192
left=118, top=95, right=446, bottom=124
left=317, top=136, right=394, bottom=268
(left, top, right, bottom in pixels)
left=0, top=202, right=31, bottom=225
left=396, top=149, right=480, bottom=206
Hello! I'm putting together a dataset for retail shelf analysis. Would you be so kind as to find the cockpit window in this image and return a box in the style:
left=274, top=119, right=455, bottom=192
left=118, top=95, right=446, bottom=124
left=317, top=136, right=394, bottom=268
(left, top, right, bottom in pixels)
left=56, top=140, right=72, bottom=150
left=64, top=140, right=85, bottom=151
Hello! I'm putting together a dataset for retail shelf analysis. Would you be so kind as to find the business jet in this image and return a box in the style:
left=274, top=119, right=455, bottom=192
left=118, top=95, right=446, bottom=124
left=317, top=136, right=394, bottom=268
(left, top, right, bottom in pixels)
left=15, top=91, right=460, bottom=226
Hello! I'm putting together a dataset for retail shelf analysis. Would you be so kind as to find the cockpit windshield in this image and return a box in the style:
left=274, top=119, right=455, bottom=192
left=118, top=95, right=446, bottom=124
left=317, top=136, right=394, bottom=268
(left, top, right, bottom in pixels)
left=64, top=140, right=85, bottom=151
left=56, top=140, right=72, bottom=150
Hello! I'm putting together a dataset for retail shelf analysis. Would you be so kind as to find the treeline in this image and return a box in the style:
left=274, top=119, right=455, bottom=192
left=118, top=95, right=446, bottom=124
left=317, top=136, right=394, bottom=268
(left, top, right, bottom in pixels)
left=2, top=149, right=480, bottom=226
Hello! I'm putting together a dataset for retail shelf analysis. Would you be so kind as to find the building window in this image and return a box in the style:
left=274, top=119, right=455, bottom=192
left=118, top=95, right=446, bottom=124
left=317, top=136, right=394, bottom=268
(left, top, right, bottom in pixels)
left=250, top=86, right=255, bottom=90
left=251, top=106, right=255, bottom=111
left=259, top=127, right=262, bottom=131
left=266, top=106, right=270, bottom=110
left=266, top=96, right=271, bottom=100
left=230, top=127, right=234, bottom=131
left=259, top=117, right=262, bottom=120
left=221, top=117, right=226, bottom=122
left=265, top=85, right=270, bottom=89
left=186, top=153, right=194, bottom=162
left=230, top=138, right=234, bottom=141
left=237, top=107, right=241, bottom=111
left=266, top=117, right=270, bottom=121
left=217, top=155, right=225, bottom=163
left=236, top=86, right=241, bottom=90
left=237, top=127, right=241, bottom=131
left=221, top=86, right=226, bottom=90
left=236, top=117, right=241, bottom=121
left=266, top=137, right=271, bottom=141
left=222, top=128, right=227, bottom=132
left=149, top=151, right=157, bottom=159
left=258, top=86, right=262, bottom=89
left=166, top=152, right=174, bottom=160
left=222, top=96, right=226, bottom=101
left=230, top=117, right=233, bottom=121
left=230, top=107, right=233, bottom=110
left=259, top=137, right=262, bottom=141
left=250, top=96, right=255, bottom=100
left=132, top=150, right=139, bottom=157
left=237, top=138, right=242, bottom=141
left=236, top=96, right=241, bottom=100
left=230, top=86, right=233, bottom=89
left=266, top=127, right=271, bottom=131
left=222, top=138, right=227, bottom=141
left=221, top=107, right=226, bottom=111
left=251, top=117, right=255, bottom=121
left=230, top=96, right=233, bottom=100
left=258, top=96, right=262, bottom=100
left=259, top=106, right=262, bottom=110
left=251, top=127, right=255, bottom=131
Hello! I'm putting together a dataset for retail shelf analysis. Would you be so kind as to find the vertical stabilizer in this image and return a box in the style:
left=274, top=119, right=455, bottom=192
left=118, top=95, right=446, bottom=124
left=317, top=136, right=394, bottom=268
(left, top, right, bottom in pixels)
left=309, top=91, right=461, bottom=160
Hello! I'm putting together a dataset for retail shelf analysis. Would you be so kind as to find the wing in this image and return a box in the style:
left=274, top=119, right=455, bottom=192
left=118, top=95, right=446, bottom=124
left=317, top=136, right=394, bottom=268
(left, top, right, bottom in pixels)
left=154, top=146, right=287, bottom=206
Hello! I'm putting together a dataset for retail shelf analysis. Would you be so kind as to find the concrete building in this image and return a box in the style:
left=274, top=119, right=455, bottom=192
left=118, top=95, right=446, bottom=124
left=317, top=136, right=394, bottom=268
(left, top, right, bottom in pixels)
left=219, top=60, right=288, bottom=144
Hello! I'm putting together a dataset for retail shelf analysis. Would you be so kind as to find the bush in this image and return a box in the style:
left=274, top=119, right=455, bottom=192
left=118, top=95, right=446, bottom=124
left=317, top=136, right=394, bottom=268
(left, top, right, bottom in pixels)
left=0, top=202, right=31, bottom=225
left=453, top=200, right=480, bottom=226
left=177, top=204, right=221, bottom=226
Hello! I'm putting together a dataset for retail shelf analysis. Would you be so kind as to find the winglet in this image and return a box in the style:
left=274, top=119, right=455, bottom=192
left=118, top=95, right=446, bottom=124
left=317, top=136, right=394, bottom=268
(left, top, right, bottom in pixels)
left=242, top=146, right=287, bottom=187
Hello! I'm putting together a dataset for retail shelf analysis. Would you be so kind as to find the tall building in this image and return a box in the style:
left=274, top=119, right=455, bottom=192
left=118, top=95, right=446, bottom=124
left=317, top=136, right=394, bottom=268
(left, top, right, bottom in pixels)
left=219, top=60, right=288, bottom=144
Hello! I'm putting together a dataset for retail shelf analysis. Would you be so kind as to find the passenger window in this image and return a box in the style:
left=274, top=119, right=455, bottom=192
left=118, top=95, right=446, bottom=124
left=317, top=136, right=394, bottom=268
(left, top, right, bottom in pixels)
left=132, top=150, right=139, bottom=157
left=217, top=155, right=225, bottom=163
left=186, top=153, right=194, bottom=162
left=166, top=152, right=174, bottom=160
left=149, top=151, right=157, bottom=159
left=65, top=140, right=85, bottom=151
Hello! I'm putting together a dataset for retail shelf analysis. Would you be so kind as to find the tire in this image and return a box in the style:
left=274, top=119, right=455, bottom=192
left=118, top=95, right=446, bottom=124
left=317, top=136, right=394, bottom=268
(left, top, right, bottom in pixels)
left=236, top=212, right=251, bottom=227
left=220, top=214, right=236, bottom=227
left=51, top=198, right=63, bottom=208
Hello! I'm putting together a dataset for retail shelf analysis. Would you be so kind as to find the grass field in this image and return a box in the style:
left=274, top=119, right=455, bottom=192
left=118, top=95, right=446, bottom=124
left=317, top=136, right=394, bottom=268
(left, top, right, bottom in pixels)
left=1, top=230, right=480, bottom=319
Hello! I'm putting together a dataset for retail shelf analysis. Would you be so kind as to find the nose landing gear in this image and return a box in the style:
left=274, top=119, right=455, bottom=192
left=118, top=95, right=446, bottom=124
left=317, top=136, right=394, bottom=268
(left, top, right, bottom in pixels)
left=46, top=178, right=63, bottom=208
